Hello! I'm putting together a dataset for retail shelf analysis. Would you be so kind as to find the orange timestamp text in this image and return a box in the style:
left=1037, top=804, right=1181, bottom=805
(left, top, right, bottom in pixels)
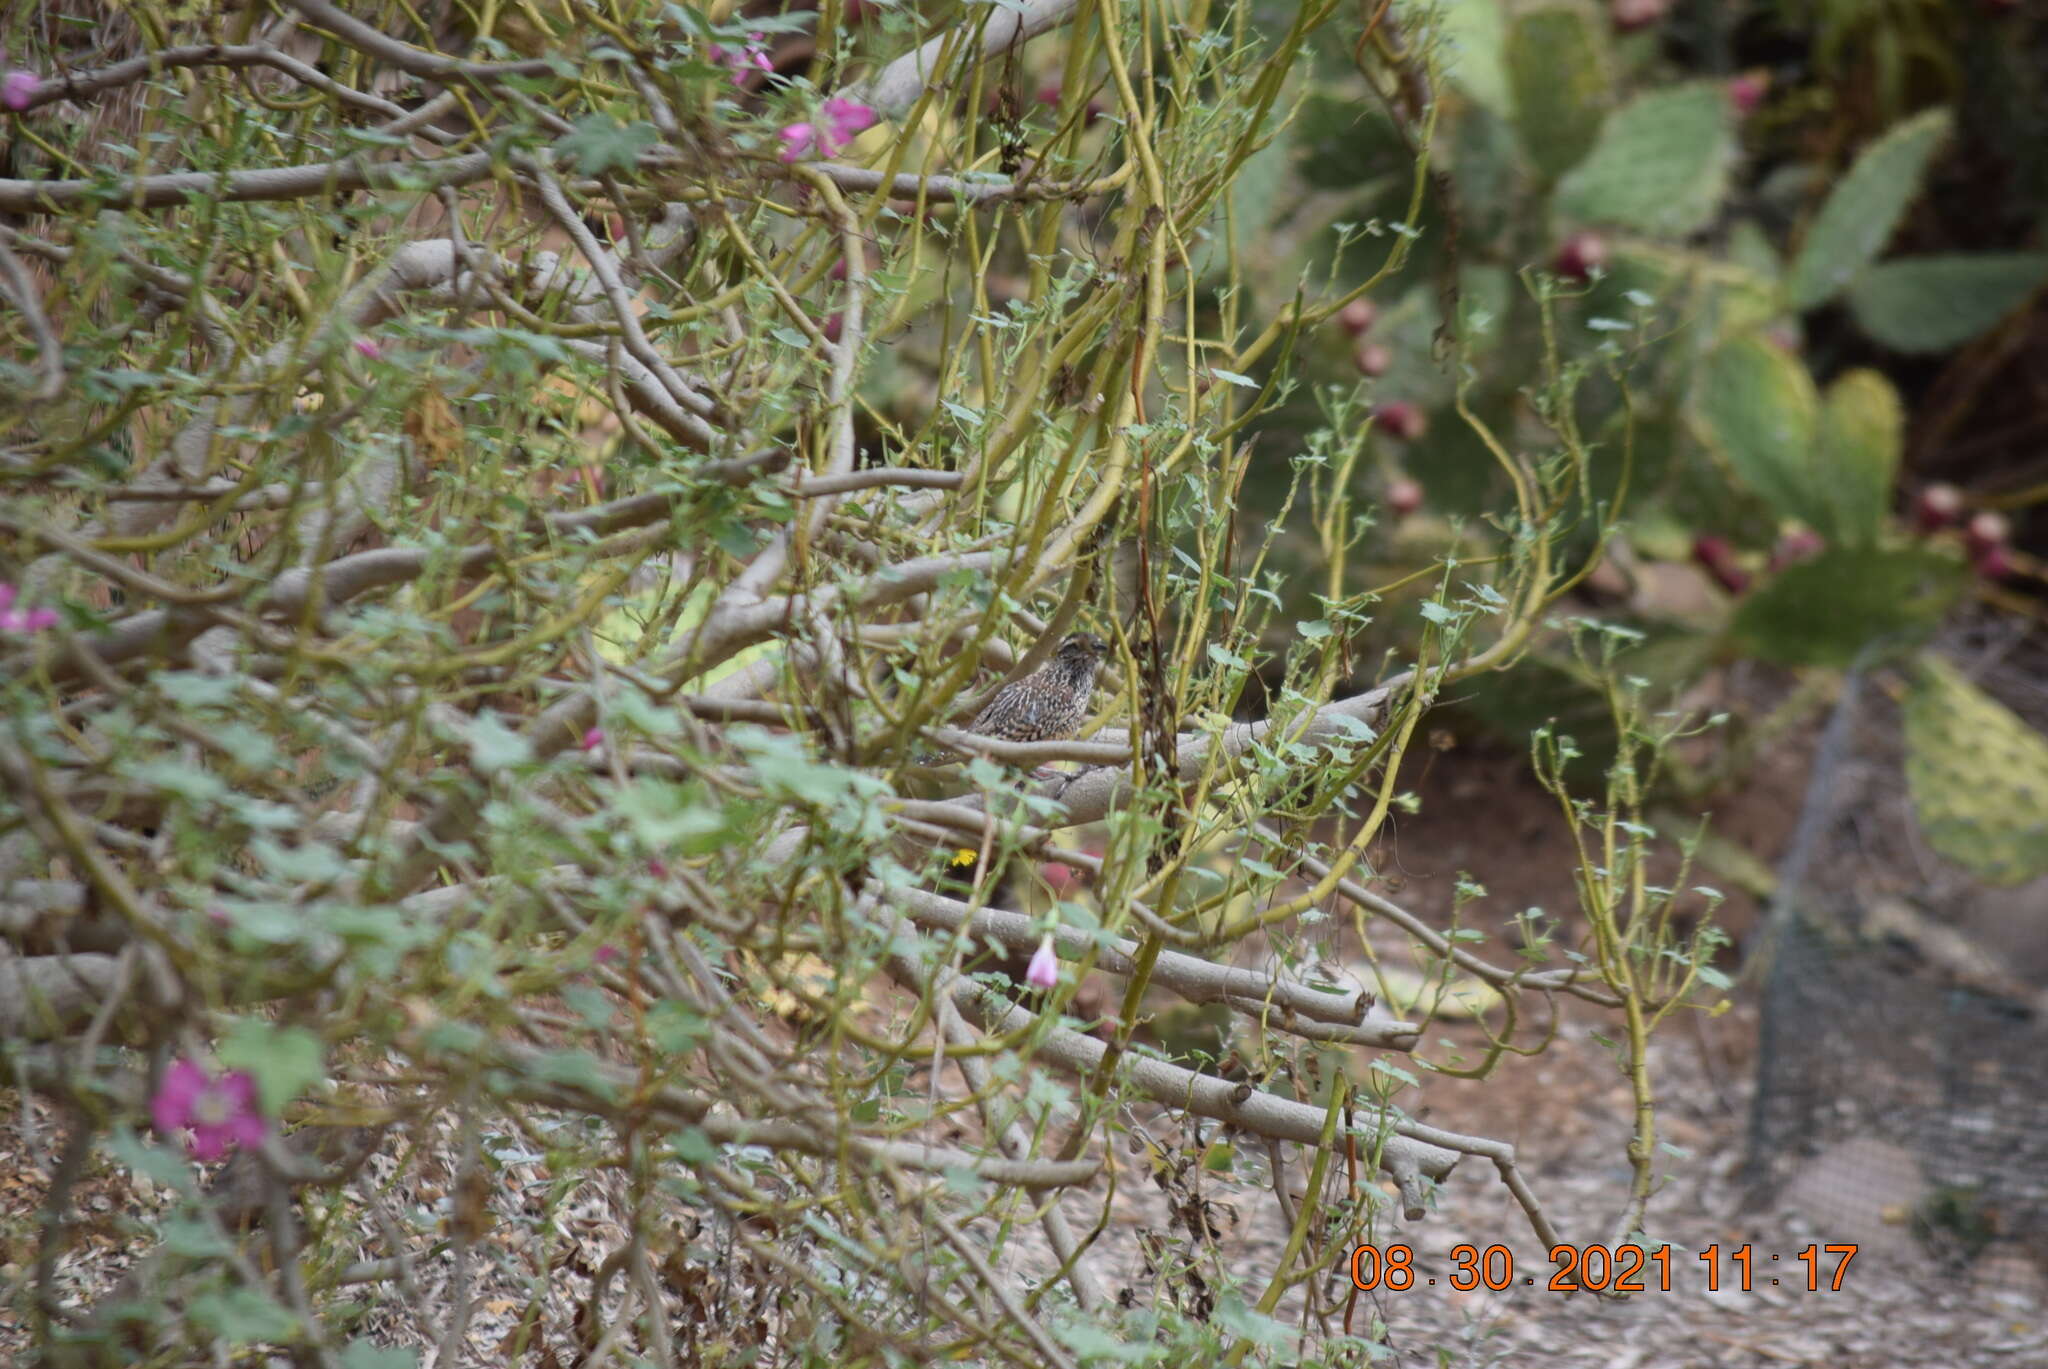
left=1349, top=1242, right=1859, bottom=1294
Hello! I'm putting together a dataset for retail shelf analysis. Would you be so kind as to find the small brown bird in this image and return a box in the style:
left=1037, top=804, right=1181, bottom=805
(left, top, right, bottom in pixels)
left=923, top=632, right=1109, bottom=770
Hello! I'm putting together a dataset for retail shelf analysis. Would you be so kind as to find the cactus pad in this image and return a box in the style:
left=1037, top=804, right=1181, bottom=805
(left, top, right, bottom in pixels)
left=1903, top=656, right=2048, bottom=886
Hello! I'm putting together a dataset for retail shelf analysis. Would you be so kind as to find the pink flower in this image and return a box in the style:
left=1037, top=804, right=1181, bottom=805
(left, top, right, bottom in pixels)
left=594, top=944, right=621, bottom=964
left=779, top=122, right=820, bottom=162
left=0, top=583, right=58, bottom=634
left=1768, top=527, right=1825, bottom=572
left=822, top=96, right=877, bottom=148
left=353, top=336, right=383, bottom=361
left=1728, top=72, right=1768, bottom=117
left=1025, top=934, right=1059, bottom=990
left=1385, top=477, right=1424, bottom=517
left=152, top=1060, right=267, bottom=1161
left=581, top=726, right=605, bottom=752
left=709, top=33, right=773, bottom=86
left=1, top=69, right=36, bottom=112
left=779, top=97, right=880, bottom=162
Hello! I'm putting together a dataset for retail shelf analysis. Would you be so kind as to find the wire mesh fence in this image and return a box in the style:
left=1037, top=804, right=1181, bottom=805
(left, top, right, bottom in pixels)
left=1744, top=628, right=2048, bottom=1289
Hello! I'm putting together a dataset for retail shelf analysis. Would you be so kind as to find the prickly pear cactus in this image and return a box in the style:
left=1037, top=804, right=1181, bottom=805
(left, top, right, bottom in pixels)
left=1814, top=369, right=1902, bottom=546
left=1846, top=253, right=2048, bottom=354
left=1784, top=106, right=1951, bottom=311
left=1903, top=656, right=2048, bottom=886
left=1730, top=546, right=1965, bottom=667
left=1554, top=82, right=1735, bottom=237
left=1690, top=333, right=1821, bottom=527
left=1506, top=3, right=1611, bottom=180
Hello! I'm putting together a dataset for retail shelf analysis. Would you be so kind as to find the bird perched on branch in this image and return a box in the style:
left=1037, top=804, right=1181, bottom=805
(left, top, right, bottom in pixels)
left=921, top=632, right=1109, bottom=773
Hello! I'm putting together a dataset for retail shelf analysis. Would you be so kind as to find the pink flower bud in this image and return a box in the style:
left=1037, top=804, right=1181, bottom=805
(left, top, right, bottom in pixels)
left=1769, top=526, right=1824, bottom=571
left=1966, top=511, right=2011, bottom=558
left=1608, top=0, right=1668, bottom=31
left=1025, top=934, right=1059, bottom=989
left=1, top=69, right=37, bottom=112
left=581, top=727, right=605, bottom=752
left=1353, top=341, right=1391, bottom=377
left=594, top=944, right=621, bottom=964
left=823, top=311, right=845, bottom=343
left=1373, top=401, right=1427, bottom=441
left=353, top=337, right=383, bottom=361
left=1691, top=535, right=1750, bottom=595
left=1553, top=231, right=1608, bottom=283
left=1913, top=483, right=1964, bottom=533
left=1385, top=476, right=1424, bottom=517
left=1974, top=544, right=2015, bottom=581
left=1728, top=72, right=1768, bottom=117
left=1338, top=298, right=1378, bottom=336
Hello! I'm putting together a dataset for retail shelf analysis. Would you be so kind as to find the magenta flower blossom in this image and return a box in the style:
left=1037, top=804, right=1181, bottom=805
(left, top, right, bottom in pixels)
left=708, top=33, right=773, bottom=86
left=779, top=122, right=821, bottom=162
left=1025, top=934, right=1059, bottom=990
left=594, top=943, right=621, bottom=964
left=152, top=1060, right=267, bottom=1161
left=0, top=583, right=58, bottom=635
left=581, top=726, right=605, bottom=752
left=823, top=96, right=877, bottom=146
left=779, top=96, right=879, bottom=162
left=352, top=336, right=383, bottom=361
left=2, top=69, right=36, bottom=111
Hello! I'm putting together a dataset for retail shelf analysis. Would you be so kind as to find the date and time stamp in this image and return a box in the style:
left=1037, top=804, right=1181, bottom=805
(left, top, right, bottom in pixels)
left=1349, top=1242, right=1861, bottom=1295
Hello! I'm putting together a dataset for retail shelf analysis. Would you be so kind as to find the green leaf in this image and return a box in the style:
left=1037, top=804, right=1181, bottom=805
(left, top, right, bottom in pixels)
left=1689, top=335, right=1821, bottom=526
left=1785, top=106, right=1951, bottom=310
left=108, top=1126, right=195, bottom=1190
left=189, top=1287, right=299, bottom=1344
left=340, top=1343, right=418, bottom=1369
left=528, top=1048, right=617, bottom=1101
left=463, top=711, right=533, bottom=772
left=1554, top=83, right=1735, bottom=236
left=1207, top=643, right=1249, bottom=671
left=615, top=778, right=728, bottom=850
left=554, top=116, right=659, bottom=177
left=563, top=983, right=618, bottom=1032
left=219, top=1019, right=325, bottom=1114
left=1506, top=4, right=1611, bottom=180
left=649, top=999, right=710, bottom=1053
left=1813, top=369, right=1902, bottom=545
left=1730, top=545, right=1966, bottom=667
left=161, top=1215, right=236, bottom=1258
left=1844, top=253, right=2048, bottom=354
left=1903, top=655, right=2048, bottom=885
left=128, top=758, right=228, bottom=805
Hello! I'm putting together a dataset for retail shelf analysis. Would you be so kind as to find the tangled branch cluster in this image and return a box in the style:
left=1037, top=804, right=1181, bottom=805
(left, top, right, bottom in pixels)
left=0, top=2, right=1710, bottom=1364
